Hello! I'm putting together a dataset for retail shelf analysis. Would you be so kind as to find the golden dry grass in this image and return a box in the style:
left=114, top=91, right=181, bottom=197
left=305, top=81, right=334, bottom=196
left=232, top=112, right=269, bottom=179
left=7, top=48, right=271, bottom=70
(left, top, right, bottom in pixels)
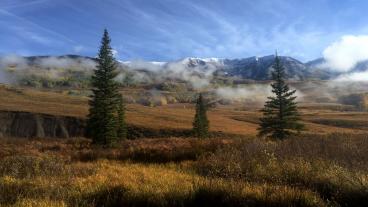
left=1, top=85, right=367, bottom=137
left=0, top=85, right=88, bottom=117
left=196, top=133, right=368, bottom=206
left=0, top=147, right=326, bottom=207
left=1, top=135, right=367, bottom=206
left=0, top=84, right=368, bottom=206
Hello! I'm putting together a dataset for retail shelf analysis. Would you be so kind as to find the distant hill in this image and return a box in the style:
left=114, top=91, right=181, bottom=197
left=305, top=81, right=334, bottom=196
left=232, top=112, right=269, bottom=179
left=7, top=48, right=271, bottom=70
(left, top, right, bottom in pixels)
left=0, top=54, right=367, bottom=88
left=23, top=54, right=97, bottom=65
left=162, top=55, right=339, bottom=80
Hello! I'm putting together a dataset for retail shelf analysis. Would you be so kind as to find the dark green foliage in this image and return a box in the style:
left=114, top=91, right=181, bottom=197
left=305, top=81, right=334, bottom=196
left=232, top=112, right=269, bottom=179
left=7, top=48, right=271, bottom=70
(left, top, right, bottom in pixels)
left=258, top=55, right=304, bottom=139
left=125, top=125, right=244, bottom=140
left=193, top=93, right=209, bottom=138
left=86, top=29, right=122, bottom=146
left=117, top=94, right=127, bottom=140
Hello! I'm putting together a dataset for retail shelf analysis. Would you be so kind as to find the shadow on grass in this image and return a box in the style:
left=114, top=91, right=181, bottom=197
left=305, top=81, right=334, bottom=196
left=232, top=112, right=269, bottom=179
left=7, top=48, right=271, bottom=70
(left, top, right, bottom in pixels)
left=75, top=185, right=322, bottom=207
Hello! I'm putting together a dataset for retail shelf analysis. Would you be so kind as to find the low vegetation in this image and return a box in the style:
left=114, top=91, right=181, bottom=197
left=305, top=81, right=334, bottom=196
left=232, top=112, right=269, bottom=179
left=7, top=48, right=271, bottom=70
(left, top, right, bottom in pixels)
left=0, top=133, right=367, bottom=206
left=196, top=133, right=368, bottom=206
left=309, top=118, right=368, bottom=129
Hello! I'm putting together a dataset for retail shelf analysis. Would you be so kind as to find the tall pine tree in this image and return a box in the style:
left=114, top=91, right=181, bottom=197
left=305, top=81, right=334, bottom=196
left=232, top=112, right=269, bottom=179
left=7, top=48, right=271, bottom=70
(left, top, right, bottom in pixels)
left=117, top=94, right=127, bottom=140
left=87, top=29, right=122, bottom=146
left=258, top=54, right=304, bottom=139
left=193, top=93, right=209, bottom=138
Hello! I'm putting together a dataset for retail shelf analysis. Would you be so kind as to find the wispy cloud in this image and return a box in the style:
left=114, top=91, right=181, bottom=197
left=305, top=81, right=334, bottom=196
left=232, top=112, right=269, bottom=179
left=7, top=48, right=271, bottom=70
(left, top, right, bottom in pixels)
left=111, top=0, right=331, bottom=61
left=1, top=0, right=50, bottom=9
left=1, top=0, right=368, bottom=60
left=169, top=1, right=331, bottom=60
left=0, top=8, right=75, bottom=50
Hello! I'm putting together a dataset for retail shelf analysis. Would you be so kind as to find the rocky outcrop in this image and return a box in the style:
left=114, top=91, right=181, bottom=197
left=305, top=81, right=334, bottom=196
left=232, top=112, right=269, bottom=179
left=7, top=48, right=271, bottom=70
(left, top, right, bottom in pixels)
left=0, top=110, right=85, bottom=138
left=0, top=110, right=242, bottom=139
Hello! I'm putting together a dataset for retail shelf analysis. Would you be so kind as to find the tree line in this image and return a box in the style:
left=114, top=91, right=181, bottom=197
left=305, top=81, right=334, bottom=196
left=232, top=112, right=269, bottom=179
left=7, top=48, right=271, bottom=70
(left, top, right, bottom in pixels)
left=86, top=30, right=304, bottom=146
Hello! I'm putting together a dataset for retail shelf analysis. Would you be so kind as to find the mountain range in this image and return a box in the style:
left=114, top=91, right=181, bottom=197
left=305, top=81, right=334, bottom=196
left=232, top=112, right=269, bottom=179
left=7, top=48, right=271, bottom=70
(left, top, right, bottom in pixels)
left=1, top=54, right=366, bottom=81
left=122, top=55, right=357, bottom=80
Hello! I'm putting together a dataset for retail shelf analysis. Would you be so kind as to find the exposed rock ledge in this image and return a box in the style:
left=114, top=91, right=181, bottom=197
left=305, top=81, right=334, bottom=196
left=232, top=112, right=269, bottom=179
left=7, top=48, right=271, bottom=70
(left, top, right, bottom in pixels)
left=0, top=111, right=237, bottom=139
left=0, top=110, right=85, bottom=138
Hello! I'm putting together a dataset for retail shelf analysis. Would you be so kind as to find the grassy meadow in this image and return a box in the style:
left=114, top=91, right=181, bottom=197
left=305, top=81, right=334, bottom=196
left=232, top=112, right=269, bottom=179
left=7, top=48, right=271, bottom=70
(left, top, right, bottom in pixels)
left=0, top=85, right=367, bottom=206
left=0, top=84, right=367, bottom=135
left=0, top=134, right=367, bottom=207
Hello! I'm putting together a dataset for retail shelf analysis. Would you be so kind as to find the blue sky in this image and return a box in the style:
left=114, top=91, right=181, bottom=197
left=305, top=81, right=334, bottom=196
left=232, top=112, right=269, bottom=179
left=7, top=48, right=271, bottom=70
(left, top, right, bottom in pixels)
left=1, top=0, right=368, bottom=61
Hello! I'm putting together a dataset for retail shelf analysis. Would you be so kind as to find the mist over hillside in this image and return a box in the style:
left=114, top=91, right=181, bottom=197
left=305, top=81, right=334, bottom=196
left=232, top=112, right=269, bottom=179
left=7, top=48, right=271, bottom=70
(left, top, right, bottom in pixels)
left=1, top=53, right=367, bottom=109
left=1, top=54, right=368, bottom=85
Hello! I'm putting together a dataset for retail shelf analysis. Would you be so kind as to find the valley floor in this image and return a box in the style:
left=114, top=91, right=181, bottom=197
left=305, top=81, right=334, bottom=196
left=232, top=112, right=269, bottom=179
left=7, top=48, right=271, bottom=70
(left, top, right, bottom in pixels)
left=0, top=85, right=367, bottom=136
left=0, top=85, right=367, bottom=206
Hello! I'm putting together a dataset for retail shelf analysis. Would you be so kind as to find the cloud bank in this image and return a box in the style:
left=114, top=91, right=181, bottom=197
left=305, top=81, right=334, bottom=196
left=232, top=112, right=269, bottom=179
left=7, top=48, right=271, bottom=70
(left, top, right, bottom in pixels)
left=322, top=35, right=368, bottom=72
left=122, top=58, right=218, bottom=89
left=215, top=85, right=272, bottom=102
left=0, top=55, right=97, bottom=83
left=334, top=71, right=368, bottom=82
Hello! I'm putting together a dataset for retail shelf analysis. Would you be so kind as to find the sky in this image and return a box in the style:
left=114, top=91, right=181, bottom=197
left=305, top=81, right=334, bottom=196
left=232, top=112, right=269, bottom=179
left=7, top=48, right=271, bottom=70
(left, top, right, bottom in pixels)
left=1, top=0, right=368, bottom=62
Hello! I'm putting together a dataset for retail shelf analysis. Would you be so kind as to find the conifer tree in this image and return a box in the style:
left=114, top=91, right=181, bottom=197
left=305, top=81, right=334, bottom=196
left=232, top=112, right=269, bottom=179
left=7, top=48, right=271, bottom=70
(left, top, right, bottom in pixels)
left=258, top=54, right=304, bottom=139
left=86, top=29, right=121, bottom=146
left=193, top=93, right=209, bottom=138
left=117, top=94, right=127, bottom=140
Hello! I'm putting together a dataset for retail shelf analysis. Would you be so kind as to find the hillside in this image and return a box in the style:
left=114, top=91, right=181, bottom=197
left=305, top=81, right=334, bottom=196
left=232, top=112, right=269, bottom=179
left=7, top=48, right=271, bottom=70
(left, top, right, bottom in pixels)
left=0, top=85, right=366, bottom=139
left=1, top=54, right=367, bottom=90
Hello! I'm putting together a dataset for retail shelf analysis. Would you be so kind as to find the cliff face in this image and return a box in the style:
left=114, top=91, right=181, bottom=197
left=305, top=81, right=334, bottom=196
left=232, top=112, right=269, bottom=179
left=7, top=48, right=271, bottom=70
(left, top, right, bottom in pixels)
left=0, top=111, right=236, bottom=139
left=0, top=111, right=86, bottom=138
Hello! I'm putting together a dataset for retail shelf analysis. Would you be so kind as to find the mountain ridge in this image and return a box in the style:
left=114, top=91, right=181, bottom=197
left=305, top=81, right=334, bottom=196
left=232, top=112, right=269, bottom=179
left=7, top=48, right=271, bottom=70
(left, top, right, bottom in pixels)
left=1, top=54, right=367, bottom=81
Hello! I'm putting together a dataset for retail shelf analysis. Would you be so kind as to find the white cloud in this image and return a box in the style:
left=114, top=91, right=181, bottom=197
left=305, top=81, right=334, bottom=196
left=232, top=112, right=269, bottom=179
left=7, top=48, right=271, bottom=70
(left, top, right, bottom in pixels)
left=111, top=49, right=118, bottom=56
left=0, top=54, right=29, bottom=71
left=215, top=85, right=304, bottom=104
left=322, top=35, right=368, bottom=72
left=335, top=70, right=368, bottom=82
left=215, top=85, right=272, bottom=101
left=123, top=58, right=217, bottom=89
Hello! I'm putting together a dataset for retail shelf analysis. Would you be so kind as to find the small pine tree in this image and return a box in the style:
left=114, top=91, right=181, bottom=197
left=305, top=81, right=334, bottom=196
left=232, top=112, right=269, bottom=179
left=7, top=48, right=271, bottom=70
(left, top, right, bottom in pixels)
left=258, top=54, right=304, bottom=139
left=86, top=29, right=121, bottom=146
left=193, top=93, right=209, bottom=138
left=117, top=94, right=127, bottom=140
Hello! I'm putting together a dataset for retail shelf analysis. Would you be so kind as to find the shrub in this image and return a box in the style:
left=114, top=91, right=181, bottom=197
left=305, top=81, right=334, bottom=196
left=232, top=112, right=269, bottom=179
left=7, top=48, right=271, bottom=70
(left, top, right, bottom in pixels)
left=0, top=155, right=66, bottom=179
left=72, top=138, right=229, bottom=163
left=196, top=134, right=368, bottom=206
